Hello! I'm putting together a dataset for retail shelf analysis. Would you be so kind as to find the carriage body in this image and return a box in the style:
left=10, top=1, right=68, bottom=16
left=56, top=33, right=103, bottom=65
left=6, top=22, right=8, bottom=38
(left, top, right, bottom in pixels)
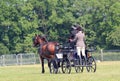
left=50, top=44, right=97, bottom=74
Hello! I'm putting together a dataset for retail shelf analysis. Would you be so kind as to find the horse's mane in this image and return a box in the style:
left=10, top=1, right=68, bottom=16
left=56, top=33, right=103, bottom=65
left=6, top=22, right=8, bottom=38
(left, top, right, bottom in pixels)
left=38, top=35, right=48, bottom=42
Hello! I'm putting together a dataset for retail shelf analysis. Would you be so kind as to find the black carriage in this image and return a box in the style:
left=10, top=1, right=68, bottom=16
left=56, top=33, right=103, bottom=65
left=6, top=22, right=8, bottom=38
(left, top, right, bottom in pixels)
left=49, top=45, right=72, bottom=74
left=49, top=44, right=97, bottom=74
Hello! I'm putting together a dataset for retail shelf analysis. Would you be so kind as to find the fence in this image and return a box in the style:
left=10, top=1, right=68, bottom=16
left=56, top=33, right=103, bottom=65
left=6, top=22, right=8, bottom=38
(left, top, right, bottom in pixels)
left=0, top=50, right=120, bottom=66
left=0, top=53, right=39, bottom=66
left=92, top=50, right=120, bottom=61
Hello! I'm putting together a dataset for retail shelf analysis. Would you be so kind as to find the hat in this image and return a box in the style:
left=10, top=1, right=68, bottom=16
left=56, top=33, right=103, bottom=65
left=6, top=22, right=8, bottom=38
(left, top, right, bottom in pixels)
left=71, top=26, right=77, bottom=30
left=76, top=26, right=82, bottom=31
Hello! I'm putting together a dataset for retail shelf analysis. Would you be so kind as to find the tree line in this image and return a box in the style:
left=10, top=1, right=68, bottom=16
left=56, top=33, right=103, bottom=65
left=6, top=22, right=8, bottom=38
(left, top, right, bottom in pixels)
left=0, top=0, right=120, bottom=55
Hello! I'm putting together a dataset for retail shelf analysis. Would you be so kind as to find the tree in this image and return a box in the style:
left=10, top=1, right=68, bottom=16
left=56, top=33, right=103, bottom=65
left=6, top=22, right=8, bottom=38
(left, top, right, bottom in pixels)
left=0, top=43, right=9, bottom=55
left=0, top=0, right=120, bottom=54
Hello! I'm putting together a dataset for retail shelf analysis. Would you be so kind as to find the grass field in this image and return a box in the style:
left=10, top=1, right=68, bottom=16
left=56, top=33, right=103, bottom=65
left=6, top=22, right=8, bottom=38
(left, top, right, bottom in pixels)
left=0, top=61, right=120, bottom=81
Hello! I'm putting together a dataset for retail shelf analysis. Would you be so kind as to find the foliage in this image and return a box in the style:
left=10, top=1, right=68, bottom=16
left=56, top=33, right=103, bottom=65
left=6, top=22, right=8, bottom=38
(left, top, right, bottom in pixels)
left=0, top=43, right=9, bottom=55
left=0, top=0, right=120, bottom=54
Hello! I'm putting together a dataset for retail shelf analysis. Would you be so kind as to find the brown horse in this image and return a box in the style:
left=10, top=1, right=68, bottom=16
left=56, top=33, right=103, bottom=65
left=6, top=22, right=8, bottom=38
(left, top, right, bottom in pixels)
left=33, top=34, right=60, bottom=73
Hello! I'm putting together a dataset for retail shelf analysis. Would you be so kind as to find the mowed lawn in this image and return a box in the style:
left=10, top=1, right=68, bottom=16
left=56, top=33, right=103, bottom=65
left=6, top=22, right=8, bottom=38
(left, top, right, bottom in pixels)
left=0, top=61, right=120, bottom=81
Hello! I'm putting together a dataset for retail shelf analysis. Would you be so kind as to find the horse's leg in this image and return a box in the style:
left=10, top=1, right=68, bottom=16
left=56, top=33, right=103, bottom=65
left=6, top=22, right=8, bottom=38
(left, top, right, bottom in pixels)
left=48, top=59, right=50, bottom=68
left=40, top=56, right=45, bottom=73
left=47, top=59, right=51, bottom=73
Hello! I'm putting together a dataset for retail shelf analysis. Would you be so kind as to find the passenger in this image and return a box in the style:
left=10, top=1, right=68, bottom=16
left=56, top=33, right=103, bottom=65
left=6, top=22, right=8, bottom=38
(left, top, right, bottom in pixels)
left=69, top=25, right=86, bottom=64
left=68, top=25, right=78, bottom=49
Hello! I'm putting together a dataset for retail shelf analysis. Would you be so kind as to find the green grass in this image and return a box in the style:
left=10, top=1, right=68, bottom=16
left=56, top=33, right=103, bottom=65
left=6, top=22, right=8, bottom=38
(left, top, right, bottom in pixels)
left=0, top=61, right=120, bottom=81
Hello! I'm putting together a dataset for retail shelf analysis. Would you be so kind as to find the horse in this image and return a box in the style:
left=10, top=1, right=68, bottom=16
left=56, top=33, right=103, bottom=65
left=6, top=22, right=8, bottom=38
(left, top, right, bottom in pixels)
left=32, top=34, right=60, bottom=73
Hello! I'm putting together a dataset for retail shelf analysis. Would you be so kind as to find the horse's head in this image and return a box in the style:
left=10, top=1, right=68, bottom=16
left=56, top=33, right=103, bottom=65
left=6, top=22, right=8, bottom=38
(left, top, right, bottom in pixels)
left=32, top=34, right=47, bottom=47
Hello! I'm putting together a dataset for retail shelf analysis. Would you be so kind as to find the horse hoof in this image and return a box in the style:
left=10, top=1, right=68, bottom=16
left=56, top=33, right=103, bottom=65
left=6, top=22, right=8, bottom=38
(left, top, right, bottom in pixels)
left=41, top=71, right=45, bottom=74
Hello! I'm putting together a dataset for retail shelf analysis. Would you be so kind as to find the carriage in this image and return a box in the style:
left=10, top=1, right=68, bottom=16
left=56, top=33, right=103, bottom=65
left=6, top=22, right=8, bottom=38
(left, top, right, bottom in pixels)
left=49, top=44, right=97, bottom=74
left=33, top=34, right=96, bottom=74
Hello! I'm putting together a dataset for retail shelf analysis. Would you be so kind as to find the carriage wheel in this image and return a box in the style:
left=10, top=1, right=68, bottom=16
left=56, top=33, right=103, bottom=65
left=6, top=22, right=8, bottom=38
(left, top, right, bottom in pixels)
left=61, top=58, right=71, bottom=74
left=74, top=59, right=83, bottom=73
left=86, top=56, right=96, bottom=72
left=50, top=60, right=58, bottom=74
